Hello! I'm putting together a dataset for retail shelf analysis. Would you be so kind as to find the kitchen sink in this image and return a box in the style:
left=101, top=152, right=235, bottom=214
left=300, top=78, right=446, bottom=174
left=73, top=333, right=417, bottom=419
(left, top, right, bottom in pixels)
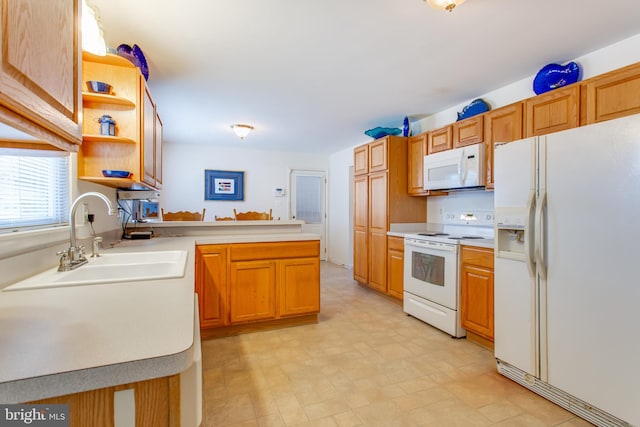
left=3, top=250, right=188, bottom=292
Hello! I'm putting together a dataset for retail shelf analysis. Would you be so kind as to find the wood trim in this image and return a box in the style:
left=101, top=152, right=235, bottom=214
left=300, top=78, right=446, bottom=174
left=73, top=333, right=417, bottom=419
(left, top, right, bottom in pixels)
left=466, top=330, right=494, bottom=350
left=200, top=314, right=318, bottom=338
left=230, top=240, right=320, bottom=261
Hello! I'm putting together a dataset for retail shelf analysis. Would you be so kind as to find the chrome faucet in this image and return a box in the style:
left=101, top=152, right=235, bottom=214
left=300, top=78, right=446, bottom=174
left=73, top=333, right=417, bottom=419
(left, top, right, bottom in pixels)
left=58, top=192, right=118, bottom=271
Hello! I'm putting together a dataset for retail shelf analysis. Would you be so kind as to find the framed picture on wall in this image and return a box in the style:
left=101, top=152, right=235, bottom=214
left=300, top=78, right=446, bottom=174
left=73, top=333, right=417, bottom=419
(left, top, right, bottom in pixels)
left=205, top=170, right=245, bottom=201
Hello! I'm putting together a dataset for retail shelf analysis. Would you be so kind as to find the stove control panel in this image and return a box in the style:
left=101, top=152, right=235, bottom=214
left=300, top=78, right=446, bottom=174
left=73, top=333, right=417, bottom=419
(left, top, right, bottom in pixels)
left=443, top=210, right=494, bottom=226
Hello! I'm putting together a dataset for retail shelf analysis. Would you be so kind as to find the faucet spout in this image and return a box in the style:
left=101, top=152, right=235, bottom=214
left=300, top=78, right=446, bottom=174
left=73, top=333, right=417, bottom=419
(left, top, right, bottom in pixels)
left=69, top=192, right=117, bottom=251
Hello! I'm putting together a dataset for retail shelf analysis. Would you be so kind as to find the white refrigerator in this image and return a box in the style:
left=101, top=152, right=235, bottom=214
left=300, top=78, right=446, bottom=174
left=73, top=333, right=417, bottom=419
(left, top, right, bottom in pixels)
left=493, top=114, right=640, bottom=427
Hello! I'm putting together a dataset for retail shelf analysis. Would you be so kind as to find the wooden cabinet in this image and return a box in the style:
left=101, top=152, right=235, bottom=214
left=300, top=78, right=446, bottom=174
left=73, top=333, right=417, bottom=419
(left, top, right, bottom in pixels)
left=195, top=245, right=229, bottom=328
left=368, top=138, right=388, bottom=172
left=581, top=62, right=640, bottom=125
left=279, top=258, right=321, bottom=317
left=386, top=236, right=404, bottom=300
left=353, top=136, right=426, bottom=298
left=196, top=240, right=320, bottom=333
left=428, top=125, right=452, bottom=153
left=0, top=0, right=81, bottom=149
left=408, top=133, right=428, bottom=195
left=525, top=85, right=580, bottom=137
left=453, top=115, right=484, bottom=148
left=354, top=144, right=369, bottom=175
left=230, top=260, right=277, bottom=323
left=30, top=375, right=180, bottom=427
left=142, top=81, right=163, bottom=188
left=79, top=52, right=162, bottom=190
left=353, top=174, right=368, bottom=283
left=460, top=246, right=494, bottom=345
left=484, top=102, right=524, bottom=190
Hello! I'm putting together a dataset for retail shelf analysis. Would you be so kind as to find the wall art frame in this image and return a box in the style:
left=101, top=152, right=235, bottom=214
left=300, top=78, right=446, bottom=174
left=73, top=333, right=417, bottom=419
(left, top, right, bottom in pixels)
left=205, top=169, right=245, bottom=201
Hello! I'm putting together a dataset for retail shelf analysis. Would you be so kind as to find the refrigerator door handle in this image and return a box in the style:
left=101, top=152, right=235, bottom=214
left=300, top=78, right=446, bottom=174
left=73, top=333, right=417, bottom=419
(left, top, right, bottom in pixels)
left=525, top=190, right=536, bottom=278
left=535, top=191, right=547, bottom=280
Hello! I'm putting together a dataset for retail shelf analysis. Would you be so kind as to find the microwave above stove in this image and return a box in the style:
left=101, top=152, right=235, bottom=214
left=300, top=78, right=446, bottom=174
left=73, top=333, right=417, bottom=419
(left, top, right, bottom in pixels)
left=424, top=143, right=485, bottom=191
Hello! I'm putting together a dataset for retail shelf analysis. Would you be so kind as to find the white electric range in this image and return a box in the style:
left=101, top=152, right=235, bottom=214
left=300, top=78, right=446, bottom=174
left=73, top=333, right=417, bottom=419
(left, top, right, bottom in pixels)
left=403, top=210, right=494, bottom=337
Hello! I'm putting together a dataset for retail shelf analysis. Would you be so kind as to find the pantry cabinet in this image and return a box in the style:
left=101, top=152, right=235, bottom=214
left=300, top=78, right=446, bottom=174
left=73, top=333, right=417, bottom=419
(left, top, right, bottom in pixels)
left=581, top=62, right=640, bottom=125
left=460, top=245, right=494, bottom=346
left=386, top=236, right=405, bottom=301
left=196, top=240, right=320, bottom=335
left=0, top=0, right=81, bottom=150
left=79, top=52, right=162, bottom=190
left=353, top=136, right=426, bottom=299
left=483, top=102, right=524, bottom=190
left=525, top=84, right=580, bottom=137
left=408, top=133, right=428, bottom=195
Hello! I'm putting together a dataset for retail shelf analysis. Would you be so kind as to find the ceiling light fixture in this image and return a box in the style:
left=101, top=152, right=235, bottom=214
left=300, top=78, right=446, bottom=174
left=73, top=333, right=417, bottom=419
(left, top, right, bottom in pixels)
left=230, top=124, right=254, bottom=139
left=425, top=0, right=466, bottom=12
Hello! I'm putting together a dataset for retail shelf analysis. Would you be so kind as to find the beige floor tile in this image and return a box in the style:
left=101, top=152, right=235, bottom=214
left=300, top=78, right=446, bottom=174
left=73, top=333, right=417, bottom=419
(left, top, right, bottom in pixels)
left=201, top=262, right=596, bottom=427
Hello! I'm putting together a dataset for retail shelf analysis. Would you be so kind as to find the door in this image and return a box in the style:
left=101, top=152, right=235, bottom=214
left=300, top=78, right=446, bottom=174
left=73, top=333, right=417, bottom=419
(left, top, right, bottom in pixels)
left=543, top=116, right=640, bottom=424
left=493, top=136, right=539, bottom=377
left=290, top=170, right=327, bottom=260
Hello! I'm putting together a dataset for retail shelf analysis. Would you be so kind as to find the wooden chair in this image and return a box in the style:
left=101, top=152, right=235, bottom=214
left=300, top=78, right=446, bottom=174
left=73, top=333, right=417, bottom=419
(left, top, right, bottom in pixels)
left=215, top=215, right=234, bottom=221
left=233, top=209, right=272, bottom=220
left=161, top=208, right=206, bottom=221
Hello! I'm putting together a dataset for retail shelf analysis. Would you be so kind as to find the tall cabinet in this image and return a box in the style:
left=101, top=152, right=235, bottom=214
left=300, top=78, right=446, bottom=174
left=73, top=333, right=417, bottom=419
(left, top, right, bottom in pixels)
left=353, top=136, right=426, bottom=299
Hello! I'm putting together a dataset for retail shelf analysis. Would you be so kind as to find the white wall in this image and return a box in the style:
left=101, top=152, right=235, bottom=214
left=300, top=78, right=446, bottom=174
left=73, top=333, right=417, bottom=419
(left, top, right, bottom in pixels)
left=162, top=143, right=329, bottom=222
left=328, top=147, right=355, bottom=268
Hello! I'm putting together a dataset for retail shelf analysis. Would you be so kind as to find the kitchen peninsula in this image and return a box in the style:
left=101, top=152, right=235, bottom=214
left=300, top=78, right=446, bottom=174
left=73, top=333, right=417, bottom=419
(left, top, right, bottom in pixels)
left=0, top=220, right=320, bottom=425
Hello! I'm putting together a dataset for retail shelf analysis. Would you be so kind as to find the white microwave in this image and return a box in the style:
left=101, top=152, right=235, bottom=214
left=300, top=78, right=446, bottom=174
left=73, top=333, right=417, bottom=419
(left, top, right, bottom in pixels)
left=424, top=143, right=485, bottom=191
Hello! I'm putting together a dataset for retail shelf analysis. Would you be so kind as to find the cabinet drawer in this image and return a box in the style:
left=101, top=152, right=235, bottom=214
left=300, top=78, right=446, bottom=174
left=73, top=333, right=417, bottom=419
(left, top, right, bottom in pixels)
left=230, top=240, right=320, bottom=261
left=461, top=246, right=494, bottom=269
left=387, top=235, right=404, bottom=252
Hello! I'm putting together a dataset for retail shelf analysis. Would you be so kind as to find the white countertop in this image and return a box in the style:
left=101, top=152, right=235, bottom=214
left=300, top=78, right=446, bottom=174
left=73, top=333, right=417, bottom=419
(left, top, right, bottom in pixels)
left=0, top=232, right=320, bottom=403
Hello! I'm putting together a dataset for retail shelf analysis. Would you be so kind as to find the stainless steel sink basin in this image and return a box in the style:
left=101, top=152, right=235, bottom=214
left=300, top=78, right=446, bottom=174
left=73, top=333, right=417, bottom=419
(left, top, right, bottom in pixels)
left=3, top=250, right=188, bottom=292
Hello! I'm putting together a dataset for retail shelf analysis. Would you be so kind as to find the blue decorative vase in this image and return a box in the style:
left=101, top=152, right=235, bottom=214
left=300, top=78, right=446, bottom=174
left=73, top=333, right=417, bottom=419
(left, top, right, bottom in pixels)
left=533, top=62, right=581, bottom=95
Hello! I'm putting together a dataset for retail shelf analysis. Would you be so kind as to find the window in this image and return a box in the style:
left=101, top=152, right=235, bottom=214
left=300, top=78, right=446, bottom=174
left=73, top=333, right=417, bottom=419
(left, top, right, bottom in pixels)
left=0, top=148, right=70, bottom=231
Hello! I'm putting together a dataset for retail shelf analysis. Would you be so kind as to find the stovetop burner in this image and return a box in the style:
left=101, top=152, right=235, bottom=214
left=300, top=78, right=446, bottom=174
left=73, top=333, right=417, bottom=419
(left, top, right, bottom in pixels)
left=447, top=236, right=485, bottom=240
left=418, top=232, right=449, bottom=237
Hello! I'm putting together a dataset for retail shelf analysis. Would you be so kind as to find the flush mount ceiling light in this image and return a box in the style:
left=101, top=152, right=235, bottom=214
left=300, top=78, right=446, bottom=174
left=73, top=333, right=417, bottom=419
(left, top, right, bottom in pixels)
left=425, top=0, right=466, bottom=12
left=230, top=124, right=254, bottom=139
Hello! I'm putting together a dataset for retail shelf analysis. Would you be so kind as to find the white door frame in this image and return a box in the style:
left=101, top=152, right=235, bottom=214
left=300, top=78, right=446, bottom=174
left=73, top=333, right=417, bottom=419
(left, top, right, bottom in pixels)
left=289, top=169, right=328, bottom=261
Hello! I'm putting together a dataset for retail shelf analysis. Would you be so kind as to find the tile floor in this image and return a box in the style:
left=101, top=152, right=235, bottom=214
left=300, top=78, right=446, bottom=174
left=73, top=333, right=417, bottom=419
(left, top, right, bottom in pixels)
left=201, top=262, right=593, bottom=426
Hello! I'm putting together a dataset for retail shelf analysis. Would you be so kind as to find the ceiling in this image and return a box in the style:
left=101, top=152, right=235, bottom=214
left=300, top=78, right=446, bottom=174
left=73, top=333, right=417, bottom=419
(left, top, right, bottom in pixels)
left=91, top=0, right=640, bottom=154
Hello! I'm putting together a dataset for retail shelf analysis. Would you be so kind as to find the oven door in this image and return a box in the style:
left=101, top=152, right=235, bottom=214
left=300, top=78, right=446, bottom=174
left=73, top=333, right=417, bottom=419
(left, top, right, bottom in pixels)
left=403, top=238, right=458, bottom=310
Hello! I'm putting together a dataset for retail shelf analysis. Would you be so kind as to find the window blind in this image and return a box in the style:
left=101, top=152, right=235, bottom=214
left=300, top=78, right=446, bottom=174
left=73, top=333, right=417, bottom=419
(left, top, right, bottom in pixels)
left=0, top=148, right=70, bottom=231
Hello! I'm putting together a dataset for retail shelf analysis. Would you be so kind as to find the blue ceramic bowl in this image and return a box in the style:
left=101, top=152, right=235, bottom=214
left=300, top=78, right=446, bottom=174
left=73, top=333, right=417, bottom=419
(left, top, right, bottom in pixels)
left=86, top=80, right=112, bottom=94
left=102, top=170, right=131, bottom=179
left=364, top=127, right=402, bottom=139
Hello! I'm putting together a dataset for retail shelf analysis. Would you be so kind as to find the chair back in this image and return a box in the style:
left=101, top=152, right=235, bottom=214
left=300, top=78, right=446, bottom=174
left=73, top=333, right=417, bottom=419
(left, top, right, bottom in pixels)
left=233, top=209, right=272, bottom=220
left=162, top=208, right=206, bottom=221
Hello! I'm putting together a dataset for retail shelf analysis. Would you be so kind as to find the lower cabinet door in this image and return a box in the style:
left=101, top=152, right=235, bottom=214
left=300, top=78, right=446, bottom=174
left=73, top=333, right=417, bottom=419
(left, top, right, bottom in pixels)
left=461, top=264, right=494, bottom=340
left=279, top=258, right=320, bottom=317
left=230, top=260, right=277, bottom=323
left=387, top=248, right=404, bottom=300
left=196, top=245, right=229, bottom=328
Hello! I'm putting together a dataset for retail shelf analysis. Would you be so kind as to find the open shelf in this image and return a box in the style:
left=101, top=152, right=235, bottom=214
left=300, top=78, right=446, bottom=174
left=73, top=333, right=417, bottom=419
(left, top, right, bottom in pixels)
left=82, top=92, right=135, bottom=107
left=78, top=176, right=135, bottom=189
left=82, top=134, right=137, bottom=144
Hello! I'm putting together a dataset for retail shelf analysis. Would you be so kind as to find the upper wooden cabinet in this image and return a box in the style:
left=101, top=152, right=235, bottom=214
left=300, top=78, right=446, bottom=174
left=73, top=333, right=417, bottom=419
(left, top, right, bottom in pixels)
left=354, top=144, right=369, bottom=175
left=407, top=133, right=428, bottom=195
left=453, top=115, right=484, bottom=148
left=525, top=85, right=580, bottom=137
left=368, top=138, right=388, bottom=172
left=428, top=125, right=452, bottom=153
left=581, top=62, right=640, bottom=125
left=79, top=53, right=162, bottom=190
left=484, top=102, right=524, bottom=190
left=0, top=0, right=81, bottom=149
